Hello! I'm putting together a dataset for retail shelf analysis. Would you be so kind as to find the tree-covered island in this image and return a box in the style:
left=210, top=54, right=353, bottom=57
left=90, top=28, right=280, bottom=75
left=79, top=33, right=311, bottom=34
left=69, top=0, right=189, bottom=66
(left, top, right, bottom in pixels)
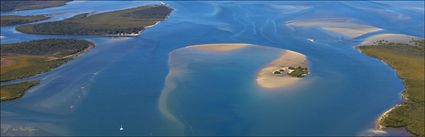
left=16, top=4, right=173, bottom=36
left=1, top=15, right=50, bottom=26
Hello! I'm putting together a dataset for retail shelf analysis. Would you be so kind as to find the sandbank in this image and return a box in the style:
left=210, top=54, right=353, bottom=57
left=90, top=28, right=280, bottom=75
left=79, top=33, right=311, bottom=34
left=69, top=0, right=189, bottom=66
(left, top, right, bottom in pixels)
left=256, top=50, right=308, bottom=89
left=286, top=18, right=381, bottom=38
left=186, top=43, right=252, bottom=51
left=159, top=44, right=308, bottom=131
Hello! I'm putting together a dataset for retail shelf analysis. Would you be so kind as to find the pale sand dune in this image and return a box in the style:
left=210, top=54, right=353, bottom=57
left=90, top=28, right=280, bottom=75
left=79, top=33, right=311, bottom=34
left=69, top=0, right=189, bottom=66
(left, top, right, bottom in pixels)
left=360, top=33, right=419, bottom=46
left=286, top=18, right=382, bottom=38
left=186, top=43, right=252, bottom=51
left=256, top=50, right=308, bottom=89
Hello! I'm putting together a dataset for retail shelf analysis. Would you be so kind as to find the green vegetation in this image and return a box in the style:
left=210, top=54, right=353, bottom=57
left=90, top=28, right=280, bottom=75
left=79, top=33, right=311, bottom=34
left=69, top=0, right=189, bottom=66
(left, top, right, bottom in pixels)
left=1, top=81, right=38, bottom=101
left=1, top=39, right=93, bottom=82
left=16, top=5, right=172, bottom=35
left=0, top=39, right=92, bottom=101
left=412, top=38, right=425, bottom=47
left=1, top=0, right=70, bottom=12
left=1, top=15, right=49, bottom=26
left=1, top=39, right=91, bottom=57
left=358, top=39, right=425, bottom=136
left=288, top=66, right=308, bottom=77
left=1, top=56, right=68, bottom=82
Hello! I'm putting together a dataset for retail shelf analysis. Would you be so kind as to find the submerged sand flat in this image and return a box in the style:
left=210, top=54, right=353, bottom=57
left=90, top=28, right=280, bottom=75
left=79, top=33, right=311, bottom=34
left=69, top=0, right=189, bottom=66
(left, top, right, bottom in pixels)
left=360, top=33, right=419, bottom=45
left=160, top=44, right=256, bottom=133
left=256, top=51, right=308, bottom=89
left=186, top=43, right=252, bottom=51
left=286, top=18, right=382, bottom=38
left=159, top=44, right=309, bottom=131
left=271, top=5, right=311, bottom=14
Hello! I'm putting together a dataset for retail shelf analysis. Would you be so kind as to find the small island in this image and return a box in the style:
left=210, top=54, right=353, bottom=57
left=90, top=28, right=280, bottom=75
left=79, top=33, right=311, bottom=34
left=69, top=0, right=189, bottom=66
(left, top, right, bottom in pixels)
left=358, top=37, right=424, bottom=136
left=1, top=39, right=93, bottom=101
left=1, top=15, right=50, bottom=26
left=16, top=4, right=173, bottom=36
left=256, top=51, right=309, bottom=89
left=1, top=0, right=71, bottom=12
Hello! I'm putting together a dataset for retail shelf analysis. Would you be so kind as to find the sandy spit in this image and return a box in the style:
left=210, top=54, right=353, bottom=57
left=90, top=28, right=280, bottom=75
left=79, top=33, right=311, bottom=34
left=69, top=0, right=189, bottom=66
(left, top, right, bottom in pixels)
left=256, top=50, right=308, bottom=89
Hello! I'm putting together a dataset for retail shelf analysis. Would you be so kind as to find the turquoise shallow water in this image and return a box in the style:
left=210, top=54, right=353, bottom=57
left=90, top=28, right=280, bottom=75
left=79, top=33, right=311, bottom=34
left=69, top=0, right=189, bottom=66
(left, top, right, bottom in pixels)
left=160, top=45, right=309, bottom=136
left=1, top=1, right=423, bottom=136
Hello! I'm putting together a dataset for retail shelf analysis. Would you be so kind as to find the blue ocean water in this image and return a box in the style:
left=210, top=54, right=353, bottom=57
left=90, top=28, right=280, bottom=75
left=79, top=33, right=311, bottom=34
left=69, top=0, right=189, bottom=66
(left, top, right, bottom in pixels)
left=1, top=1, right=423, bottom=136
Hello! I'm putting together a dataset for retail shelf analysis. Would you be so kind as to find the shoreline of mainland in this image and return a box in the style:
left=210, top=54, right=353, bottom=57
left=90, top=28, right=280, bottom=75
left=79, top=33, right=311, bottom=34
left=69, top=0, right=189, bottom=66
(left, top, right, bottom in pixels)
left=358, top=33, right=424, bottom=136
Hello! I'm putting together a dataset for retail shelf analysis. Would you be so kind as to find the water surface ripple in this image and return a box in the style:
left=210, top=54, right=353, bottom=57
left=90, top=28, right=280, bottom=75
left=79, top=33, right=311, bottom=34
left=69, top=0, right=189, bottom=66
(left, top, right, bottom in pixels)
left=1, top=1, right=423, bottom=136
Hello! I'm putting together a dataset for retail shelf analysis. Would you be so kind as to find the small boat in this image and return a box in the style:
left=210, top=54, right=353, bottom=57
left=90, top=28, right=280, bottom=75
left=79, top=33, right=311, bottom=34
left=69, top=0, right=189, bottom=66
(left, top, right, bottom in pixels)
left=307, top=38, right=315, bottom=43
left=120, top=125, right=124, bottom=131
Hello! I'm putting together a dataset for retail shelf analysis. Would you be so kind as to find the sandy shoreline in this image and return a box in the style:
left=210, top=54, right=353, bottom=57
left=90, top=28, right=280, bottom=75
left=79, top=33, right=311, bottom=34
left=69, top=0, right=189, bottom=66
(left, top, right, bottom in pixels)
left=286, top=18, right=381, bottom=38
left=106, top=3, right=172, bottom=37
left=256, top=50, right=308, bottom=89
left=376, top=104, right=402, bottom=129
left=106, top=21, right=162, bottom=37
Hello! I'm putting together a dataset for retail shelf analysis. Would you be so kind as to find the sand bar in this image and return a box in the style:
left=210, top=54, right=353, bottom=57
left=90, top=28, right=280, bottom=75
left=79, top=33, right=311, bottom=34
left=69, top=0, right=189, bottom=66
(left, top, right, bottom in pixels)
left=286, top=18, right=382, bottom=38
left=186, top=43, right=252, bottom=51
left=256, top=50, right=308, bottom=89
